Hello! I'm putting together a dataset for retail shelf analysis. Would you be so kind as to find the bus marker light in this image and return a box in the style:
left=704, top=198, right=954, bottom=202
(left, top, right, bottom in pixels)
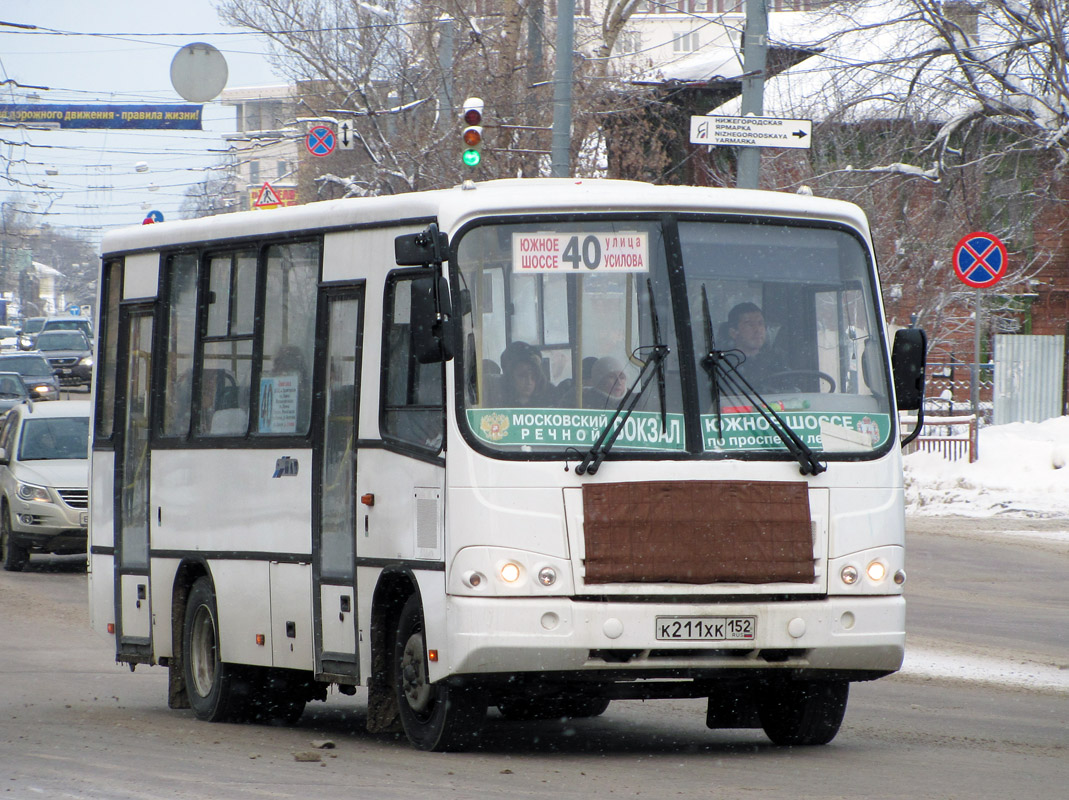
left=360, top=494, right=375, bottom=506
left=537, top=566, right=557, bottom=586
left=500, top=562, right=521, bottom=583
left=894, top=569, right=907, bottom=585
left=866, top=561, right=887, bottom=582
left=462, top=571, right=484, bottom=588
left=428, top=649, right=438, bottom=662
left=256, top=634, right=266, bottom=646
left=840, top=565, right=859, bottom=585
left=107, top=623, right=115, bottom=634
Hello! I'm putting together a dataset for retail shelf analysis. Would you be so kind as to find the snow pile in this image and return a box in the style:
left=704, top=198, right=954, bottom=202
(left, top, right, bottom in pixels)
left=905, top=416, right=1069, bottom=518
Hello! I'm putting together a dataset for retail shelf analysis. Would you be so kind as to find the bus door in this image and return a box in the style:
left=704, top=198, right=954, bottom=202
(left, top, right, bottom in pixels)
left=113, top=306, right=154, bottom=662
left=313, top=285, right=365, bottom=682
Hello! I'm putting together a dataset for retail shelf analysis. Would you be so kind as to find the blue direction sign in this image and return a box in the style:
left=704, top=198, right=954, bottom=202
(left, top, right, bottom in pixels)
left=306, top=125, right=336, bottom=157
left=953, top=232, right=1007, bottom=288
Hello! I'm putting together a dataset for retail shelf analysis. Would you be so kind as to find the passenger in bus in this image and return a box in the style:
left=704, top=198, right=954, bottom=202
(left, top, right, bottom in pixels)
left=583, top=357, right=628, bottom=408
left=500, top=341, right=555, bottom=408
left=725, top=302, right=785, bottom=390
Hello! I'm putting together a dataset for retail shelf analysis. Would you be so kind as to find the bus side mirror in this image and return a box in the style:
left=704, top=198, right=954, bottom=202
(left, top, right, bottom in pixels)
left=410, top=276, right=454, bottom=363
left=891, top=328, right=927, bottom=411
left=395, top=224, right=449, bottom=266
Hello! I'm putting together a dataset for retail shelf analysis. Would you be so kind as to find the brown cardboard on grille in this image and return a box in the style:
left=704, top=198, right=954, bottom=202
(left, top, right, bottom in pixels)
left=582, top=480, right=814, bottom=584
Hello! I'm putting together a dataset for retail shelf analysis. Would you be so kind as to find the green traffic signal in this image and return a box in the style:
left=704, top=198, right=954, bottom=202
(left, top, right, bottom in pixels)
left=462, top=148, right=482, bottom=167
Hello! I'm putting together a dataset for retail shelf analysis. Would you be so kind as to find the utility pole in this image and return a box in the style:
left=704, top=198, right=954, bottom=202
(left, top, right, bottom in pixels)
left=437, top=16, right=454, bottom=129
left=551, top=0, right=574, bottom=177
left=737, top=0, right=768, bottom=189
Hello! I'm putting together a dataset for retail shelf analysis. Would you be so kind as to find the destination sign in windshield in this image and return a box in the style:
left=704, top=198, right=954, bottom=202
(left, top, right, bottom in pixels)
left=512, top=232, right=649, bottom=273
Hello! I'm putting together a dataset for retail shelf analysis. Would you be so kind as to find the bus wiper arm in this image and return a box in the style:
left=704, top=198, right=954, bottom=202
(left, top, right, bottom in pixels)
left=575, top=344, right=670, bottom=476
left=707, top=352, right=827, bottom=476
left=699, top=284, right=723, bottom=441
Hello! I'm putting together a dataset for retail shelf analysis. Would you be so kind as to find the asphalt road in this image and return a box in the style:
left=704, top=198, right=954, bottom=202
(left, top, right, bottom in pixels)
left=0, top=517, right=1065, bottom=799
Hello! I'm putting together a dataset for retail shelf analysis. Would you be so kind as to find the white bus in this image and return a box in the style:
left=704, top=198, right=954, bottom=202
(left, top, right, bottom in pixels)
left=89, top=179, right=926, bottom=751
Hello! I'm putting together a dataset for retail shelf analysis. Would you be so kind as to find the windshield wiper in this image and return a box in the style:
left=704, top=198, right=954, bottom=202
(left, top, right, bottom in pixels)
left=699, top=284, right=724, bottom=441
left=575, top=343, right=670, bottom=476
left=576, top=278, right=670, bottom=476
left=701, top=348, right=827, bottom=476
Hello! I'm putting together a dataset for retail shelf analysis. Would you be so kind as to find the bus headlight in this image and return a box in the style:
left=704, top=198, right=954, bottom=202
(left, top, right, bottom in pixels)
left=866, top=561, right=887, bottom=582
left=840, top=565, right=858, bottom=585
left=537, top=566, right=557, bottom=586
left=448, top=547, right=573, bottom=596
left=499, top=562, right=521, bottom=583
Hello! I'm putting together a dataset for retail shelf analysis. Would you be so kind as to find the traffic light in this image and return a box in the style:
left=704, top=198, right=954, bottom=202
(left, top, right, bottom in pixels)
left=461, top=97, right=484, bottom=167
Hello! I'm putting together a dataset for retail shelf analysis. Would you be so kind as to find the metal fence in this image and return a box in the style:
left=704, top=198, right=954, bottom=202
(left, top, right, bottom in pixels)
left=901, top=414, right=978, bottom=463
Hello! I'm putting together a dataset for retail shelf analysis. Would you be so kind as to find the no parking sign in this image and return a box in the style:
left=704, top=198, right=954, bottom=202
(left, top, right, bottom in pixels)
left=305, top=125, right=336, bottom=157
left=952, top=232, right=1007, bottom=288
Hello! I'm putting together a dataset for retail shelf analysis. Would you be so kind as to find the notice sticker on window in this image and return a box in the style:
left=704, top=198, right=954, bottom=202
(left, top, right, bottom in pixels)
left=512, top=232, right=649, bottom=273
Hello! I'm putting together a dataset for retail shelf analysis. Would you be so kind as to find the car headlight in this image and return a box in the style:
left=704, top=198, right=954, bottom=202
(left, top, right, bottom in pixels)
left=17, top=482, right=51, bottom=502
left=79, top=356, right=94, bottom=367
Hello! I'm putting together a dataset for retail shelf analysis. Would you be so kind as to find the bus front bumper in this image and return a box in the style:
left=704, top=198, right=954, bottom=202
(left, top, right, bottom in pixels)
left=439, top=594, right=904, bottom=680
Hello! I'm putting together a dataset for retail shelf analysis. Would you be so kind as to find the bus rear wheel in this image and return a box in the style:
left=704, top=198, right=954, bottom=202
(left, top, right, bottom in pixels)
left=393, top=595, right=486, bottom=751
left=183, top=576, right=247, bottom=722
left=757, top=679, right=849, bottom=746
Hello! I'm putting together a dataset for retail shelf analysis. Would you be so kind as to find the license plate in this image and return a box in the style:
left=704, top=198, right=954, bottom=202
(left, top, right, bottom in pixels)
left=655, top=616, right=756, bottom=641
left=61, top=368, right=72, bottom=374
left=79, top=512, right=88, bottom=527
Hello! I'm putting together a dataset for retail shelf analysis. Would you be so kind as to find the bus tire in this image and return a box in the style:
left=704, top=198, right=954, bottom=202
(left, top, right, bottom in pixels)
left=1, top=507, right=28, bottom=572
left=182, top=576, right=244, bottom=723
left=757, top=679, right=849, bottom=746
left=393, top=594, right=486, bottom=751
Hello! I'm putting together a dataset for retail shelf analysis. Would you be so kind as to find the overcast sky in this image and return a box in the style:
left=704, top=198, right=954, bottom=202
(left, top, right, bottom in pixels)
left=0, top=0, right=282, bottom=241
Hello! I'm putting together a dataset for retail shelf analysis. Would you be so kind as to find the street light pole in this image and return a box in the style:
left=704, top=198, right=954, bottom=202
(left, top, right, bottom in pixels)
left=737, top=0, right=768, bottom=189
left=551, top=0, right=574, bottom=178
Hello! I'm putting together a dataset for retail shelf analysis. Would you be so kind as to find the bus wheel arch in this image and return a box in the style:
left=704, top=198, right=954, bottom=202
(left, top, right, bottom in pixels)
left=366, top=569, right=417, bottom=734
left=392, top=593, right=486, bottom=751
left=180, top=573, right=249, bottom=722
left=167, top=560, right=211, bottom=709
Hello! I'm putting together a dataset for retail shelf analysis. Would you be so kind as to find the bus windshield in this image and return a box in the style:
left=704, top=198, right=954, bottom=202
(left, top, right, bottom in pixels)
left=455, top=216, right=893, bottom=459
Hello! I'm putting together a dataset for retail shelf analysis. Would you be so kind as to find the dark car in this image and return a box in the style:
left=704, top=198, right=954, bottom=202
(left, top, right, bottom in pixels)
left=33, top=331, right=93, bottom=388
left=0, top=372, right=30, bottom=412
left=41, top=316, right=93, bottom=341
left=17, top=317, right=46, bottom=351
left=0, top=354, right=61, bottom=400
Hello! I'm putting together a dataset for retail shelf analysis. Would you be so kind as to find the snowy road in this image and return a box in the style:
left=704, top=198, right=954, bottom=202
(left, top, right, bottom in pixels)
left=0, top=514, right=1065, bottom=799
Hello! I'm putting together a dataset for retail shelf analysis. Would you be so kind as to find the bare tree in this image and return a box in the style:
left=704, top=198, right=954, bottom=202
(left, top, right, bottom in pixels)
left=180, top=166, right=242, bottom=219
left=748, top=0, right=1069, bottom=358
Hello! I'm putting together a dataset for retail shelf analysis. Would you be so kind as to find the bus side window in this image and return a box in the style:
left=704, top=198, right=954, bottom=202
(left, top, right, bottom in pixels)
left=196, top=251, right=256, bottom=438
left=381, top=272, right=444, bottom=452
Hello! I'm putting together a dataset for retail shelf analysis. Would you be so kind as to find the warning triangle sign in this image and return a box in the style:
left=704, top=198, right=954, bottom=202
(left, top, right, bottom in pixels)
left=254, top=181, right=283, bottom=208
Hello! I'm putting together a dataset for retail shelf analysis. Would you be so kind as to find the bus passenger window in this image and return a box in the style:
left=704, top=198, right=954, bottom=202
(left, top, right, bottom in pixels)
left=256, top=242, right=318, bottom=436
left=381, top=273, right=444, bottom=452
left=196, top=248, right=256, bottom=438
left=161, top=253, right=198, bottom=438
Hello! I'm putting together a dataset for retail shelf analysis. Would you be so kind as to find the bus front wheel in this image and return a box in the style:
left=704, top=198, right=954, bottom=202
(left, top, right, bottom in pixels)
left=182, top=576, right=246, bottom=722
left=393, top=595, right=486, bottom=751
left=757, top=679, right=849, bottom=746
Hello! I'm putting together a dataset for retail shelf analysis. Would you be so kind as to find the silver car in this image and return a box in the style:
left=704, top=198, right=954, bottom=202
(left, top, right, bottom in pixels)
left=0, top=400, right=89, bottom=571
